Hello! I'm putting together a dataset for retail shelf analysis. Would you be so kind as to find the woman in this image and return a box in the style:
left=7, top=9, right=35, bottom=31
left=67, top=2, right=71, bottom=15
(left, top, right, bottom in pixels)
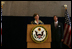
left=31, top=13, right=44, bottom=24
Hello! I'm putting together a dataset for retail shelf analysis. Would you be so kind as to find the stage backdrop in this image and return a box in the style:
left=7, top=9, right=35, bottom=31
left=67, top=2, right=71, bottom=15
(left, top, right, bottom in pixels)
left=2, top=16, right=71, bottom=48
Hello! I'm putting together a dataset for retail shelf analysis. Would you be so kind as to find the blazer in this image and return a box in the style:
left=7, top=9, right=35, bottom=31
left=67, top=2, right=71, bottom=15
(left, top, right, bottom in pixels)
left=51, top=22, right=63, bottom=42
left=31, top=20, right=44, bottom=24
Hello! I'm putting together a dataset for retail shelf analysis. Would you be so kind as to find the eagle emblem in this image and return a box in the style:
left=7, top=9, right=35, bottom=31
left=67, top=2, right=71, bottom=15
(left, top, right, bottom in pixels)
left=31, top=26, right=48, bottom=43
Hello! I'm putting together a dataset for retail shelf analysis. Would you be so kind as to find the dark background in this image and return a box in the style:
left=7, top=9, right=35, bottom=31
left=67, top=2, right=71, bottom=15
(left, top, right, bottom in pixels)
left=2, top=16, right=71, bottom=48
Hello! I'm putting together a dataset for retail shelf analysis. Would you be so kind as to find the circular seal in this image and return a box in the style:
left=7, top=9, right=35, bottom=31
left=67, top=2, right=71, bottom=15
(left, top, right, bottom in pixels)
left=31, top=25, right=48, bottom=43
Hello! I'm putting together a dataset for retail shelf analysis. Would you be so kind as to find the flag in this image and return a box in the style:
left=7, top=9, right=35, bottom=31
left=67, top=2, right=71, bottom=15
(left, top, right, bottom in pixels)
left=1, top=6, right=2, bottom=46
left=63, top=8, right=71, bottom=48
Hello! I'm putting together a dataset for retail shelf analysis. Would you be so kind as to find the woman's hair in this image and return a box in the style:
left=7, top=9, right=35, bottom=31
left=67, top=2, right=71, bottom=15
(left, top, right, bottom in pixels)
left=33, top=13, right=39, bottom=18
left=53, top=15, right=58, bottom=18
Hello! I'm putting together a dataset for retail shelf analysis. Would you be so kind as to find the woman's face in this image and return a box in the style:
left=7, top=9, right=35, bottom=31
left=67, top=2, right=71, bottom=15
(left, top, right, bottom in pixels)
left=34, top=15, right=39, bottom=20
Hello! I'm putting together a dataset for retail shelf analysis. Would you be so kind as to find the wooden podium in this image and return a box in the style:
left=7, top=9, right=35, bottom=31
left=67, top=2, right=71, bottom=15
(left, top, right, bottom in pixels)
left=27, top=24, right=51, bottom=48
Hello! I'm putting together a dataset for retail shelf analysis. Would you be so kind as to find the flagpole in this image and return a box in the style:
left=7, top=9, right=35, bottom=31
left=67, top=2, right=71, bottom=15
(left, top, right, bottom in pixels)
left=1, top=1, right=5, bottom=46
left=64, top=4, right=67, bottom=10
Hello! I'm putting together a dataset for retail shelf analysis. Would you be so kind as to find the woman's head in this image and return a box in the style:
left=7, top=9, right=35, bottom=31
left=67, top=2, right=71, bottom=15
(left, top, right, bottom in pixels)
left=33, top=13, right=39, bottom=20
left=53, top=15, right=58, bottom=22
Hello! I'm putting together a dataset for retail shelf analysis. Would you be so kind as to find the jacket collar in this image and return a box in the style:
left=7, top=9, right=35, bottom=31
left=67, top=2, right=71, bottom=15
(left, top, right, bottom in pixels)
left=34, top=20, right=39, bottom=24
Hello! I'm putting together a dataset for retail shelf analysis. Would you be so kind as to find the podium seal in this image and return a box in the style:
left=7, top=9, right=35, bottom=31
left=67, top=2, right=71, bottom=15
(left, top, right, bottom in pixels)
left=31, top=25, right=48, bottom=43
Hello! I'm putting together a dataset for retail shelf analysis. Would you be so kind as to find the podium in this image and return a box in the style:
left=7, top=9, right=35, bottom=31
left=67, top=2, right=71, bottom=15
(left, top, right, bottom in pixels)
left=26, top=24, right=51, bottom=48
